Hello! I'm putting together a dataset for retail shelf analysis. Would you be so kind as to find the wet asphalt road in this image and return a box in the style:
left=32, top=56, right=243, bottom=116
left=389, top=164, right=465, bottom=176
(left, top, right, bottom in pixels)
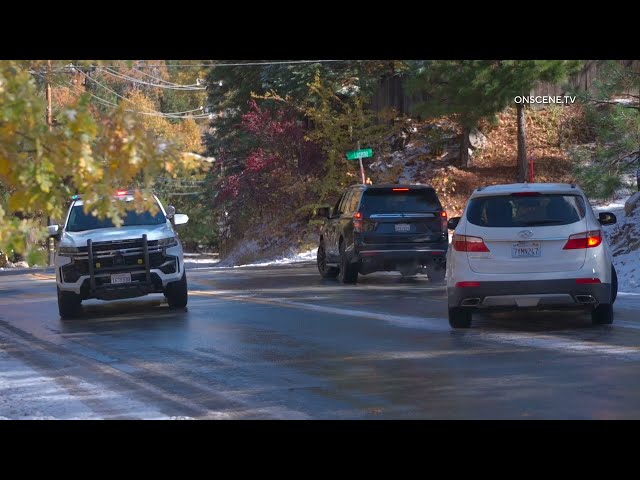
left=1, top=263, right=640, bottom=419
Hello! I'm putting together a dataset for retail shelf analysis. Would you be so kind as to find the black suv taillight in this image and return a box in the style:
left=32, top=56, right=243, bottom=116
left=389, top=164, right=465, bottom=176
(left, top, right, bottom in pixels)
left=354, top=212, right=363, bottom=233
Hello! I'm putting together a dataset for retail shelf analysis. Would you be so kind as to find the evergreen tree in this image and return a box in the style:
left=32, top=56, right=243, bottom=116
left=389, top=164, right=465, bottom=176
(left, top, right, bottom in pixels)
left=573, top=60, right=639, bottom=199
left=406, top=60, right=583, bottom=179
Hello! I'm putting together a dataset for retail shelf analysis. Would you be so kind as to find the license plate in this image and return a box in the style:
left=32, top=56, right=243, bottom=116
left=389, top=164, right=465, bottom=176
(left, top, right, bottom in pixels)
left=395, top=223, right=411, bottom=232
left=511, top=241, right=541, bottom=258
left=110, top=272, right=132, bottom=284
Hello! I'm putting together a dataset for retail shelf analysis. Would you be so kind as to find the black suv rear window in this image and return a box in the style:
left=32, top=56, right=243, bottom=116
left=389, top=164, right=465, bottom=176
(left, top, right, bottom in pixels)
left=361, top=189, right=441, bottom=213
left=466, top=194, right=586, bottom=227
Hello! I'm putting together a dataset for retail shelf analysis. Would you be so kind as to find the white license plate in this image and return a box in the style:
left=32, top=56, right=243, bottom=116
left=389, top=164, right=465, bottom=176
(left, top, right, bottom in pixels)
left=512, top=241, right=541, bottom=258
left=110, top=272, right=132, bottom=284
left=395, top=223, right=411, bottom=232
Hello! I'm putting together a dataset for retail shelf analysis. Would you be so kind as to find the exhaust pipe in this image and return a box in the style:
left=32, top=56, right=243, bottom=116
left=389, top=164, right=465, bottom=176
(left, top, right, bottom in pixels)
left=575, top=295, right=596, bottom=304
left=461, top=298, right=481, bottom=307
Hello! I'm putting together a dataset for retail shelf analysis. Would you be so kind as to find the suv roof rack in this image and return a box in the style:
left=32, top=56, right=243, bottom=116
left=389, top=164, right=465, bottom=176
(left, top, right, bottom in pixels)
left=570, top=183, right=576, bottom=188
left=476, top=186, right=485, bottom=191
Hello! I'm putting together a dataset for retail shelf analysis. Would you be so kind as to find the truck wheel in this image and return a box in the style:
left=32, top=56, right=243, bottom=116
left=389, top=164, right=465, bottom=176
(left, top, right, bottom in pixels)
left=166, top=273, right=188, bottom=309
left=57, top=287, right=82, bottom=319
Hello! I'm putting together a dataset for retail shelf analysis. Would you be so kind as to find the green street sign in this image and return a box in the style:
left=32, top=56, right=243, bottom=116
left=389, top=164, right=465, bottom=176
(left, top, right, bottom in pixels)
left=346, top=148, right=373, bottom=161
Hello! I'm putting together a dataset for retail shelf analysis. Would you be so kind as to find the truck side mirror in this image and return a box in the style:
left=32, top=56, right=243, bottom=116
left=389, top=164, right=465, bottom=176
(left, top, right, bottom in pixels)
left=47, top=224, right=60, bottom=241
left=173, top=213, right=189, bottom=225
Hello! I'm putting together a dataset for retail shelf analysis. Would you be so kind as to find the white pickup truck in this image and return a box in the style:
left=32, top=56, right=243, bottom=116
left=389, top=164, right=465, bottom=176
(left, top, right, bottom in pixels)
left=48, top=191, right=189, bottom=318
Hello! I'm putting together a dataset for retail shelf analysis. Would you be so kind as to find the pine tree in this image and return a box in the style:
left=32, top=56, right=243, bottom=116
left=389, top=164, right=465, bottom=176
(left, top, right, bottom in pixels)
left=572, top=60, right=639, bottom=199
left=406, top=60, right=583, bottom=179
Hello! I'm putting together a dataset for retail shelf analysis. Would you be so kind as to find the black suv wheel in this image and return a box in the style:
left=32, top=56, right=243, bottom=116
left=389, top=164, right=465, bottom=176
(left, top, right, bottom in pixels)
left=317, top=241, right=339, bottom=279
left=338, top=242, right=358, bottom=284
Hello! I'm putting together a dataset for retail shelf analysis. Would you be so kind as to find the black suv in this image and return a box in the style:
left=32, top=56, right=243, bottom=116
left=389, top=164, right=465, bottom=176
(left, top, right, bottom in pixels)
left=316, top=184, right=448, bottom=284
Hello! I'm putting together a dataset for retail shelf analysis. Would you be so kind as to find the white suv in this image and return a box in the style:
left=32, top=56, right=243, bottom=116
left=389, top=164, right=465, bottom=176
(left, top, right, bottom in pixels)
left=48, top=191, right=189, bottom=319
left=446, top=183, right=618, bottom=328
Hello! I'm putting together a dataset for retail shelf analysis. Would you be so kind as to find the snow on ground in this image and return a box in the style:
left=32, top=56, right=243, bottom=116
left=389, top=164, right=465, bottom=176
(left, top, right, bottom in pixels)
left=236, top=248, right=317, bottom=267
left=592, top=179, right=640, bottom=293
left=0, top=261, right=30, bottom=270
left=0, top=348, right=171, bottom=420
left=208, top=248, right=317, bottom=269
left=183, top=253, right=220, bottom=269
left=613, top=250, right=640, bottom=293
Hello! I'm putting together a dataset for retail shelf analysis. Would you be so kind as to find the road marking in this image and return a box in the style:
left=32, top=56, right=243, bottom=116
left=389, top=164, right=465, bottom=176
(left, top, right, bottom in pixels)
left=190, top=289, right=449, bottom=330
left=31, top=273, right=55, bottom=280
left=478, top=331, right=640, bottom=362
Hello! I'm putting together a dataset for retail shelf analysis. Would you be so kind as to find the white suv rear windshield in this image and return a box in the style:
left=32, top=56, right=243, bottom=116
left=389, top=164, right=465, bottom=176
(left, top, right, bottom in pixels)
left=466, top=194, right=586, bottom=227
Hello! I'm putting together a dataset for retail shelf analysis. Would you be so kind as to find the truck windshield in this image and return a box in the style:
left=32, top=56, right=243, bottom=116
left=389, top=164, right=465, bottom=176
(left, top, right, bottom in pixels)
left=66, top=205, right=166, bottom=232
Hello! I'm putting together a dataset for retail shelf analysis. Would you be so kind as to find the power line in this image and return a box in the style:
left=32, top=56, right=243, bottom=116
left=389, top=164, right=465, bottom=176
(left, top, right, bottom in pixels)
left=100, top=67, right=205, bottom=90
left=86, top=60, right=351, bottom=68
left=132, top=67, right=196, bottom=88
left=77, top=69, right=210, bottom=118
left=55, top=80, right=211, bottom=119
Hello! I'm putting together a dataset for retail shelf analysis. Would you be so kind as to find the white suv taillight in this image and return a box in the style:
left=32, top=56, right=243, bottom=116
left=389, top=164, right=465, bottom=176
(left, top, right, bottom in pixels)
left=563, top=230, right=602, bottom=250
left=452, top=234, right=490, bottom=252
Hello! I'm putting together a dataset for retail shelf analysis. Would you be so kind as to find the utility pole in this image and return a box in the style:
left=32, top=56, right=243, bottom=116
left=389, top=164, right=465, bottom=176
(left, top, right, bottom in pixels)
left=516, top=102, right=528, bottom=183
left=46, top=60, right=53, bottom=129
left=46, top=60, right=55, bottom=267
left=357, top=140, right=366, bottom=185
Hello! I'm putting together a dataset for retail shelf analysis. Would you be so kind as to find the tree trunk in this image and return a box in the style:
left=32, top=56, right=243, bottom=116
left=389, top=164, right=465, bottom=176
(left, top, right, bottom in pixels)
left=517, top=102, right=528, bottom=182
left=460, top=125, right=471, bottom=168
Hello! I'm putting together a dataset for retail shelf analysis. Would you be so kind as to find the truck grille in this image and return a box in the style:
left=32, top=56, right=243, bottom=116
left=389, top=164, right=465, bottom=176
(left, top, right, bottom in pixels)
left=61, top=252, right=173, bottom=281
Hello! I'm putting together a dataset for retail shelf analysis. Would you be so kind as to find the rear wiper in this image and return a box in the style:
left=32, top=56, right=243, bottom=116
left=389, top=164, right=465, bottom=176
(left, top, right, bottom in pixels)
left=520, top=220, right=568, bottom=226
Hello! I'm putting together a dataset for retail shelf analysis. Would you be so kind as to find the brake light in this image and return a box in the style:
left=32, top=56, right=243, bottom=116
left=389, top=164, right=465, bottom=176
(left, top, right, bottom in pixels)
left=563, top=230, right=602, bottom=250
left=576, top=278, right=601, bottom=284
left=354, top=211, right=363, bottom=232
left=452, top=234, right=490, bottom=252
left=440, top=211, right=447, bottom=233
left=456, top=281, right=481, bottom=287
left=116, top=190, right=128, bottom=196
left=392, top=188, right=410, bottom=192
left=511, top=192, right=541, bottom=197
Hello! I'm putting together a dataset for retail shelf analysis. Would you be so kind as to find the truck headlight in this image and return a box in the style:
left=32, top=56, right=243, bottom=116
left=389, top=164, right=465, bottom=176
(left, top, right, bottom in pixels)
left=157, top=237, right=178, bottom=248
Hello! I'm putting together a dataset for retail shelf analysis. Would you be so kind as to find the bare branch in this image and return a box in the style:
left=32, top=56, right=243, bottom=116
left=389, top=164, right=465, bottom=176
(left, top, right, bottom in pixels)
left=592, top=100, right=640, bottom=110
left=611, top=150, right=640, bottom=166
